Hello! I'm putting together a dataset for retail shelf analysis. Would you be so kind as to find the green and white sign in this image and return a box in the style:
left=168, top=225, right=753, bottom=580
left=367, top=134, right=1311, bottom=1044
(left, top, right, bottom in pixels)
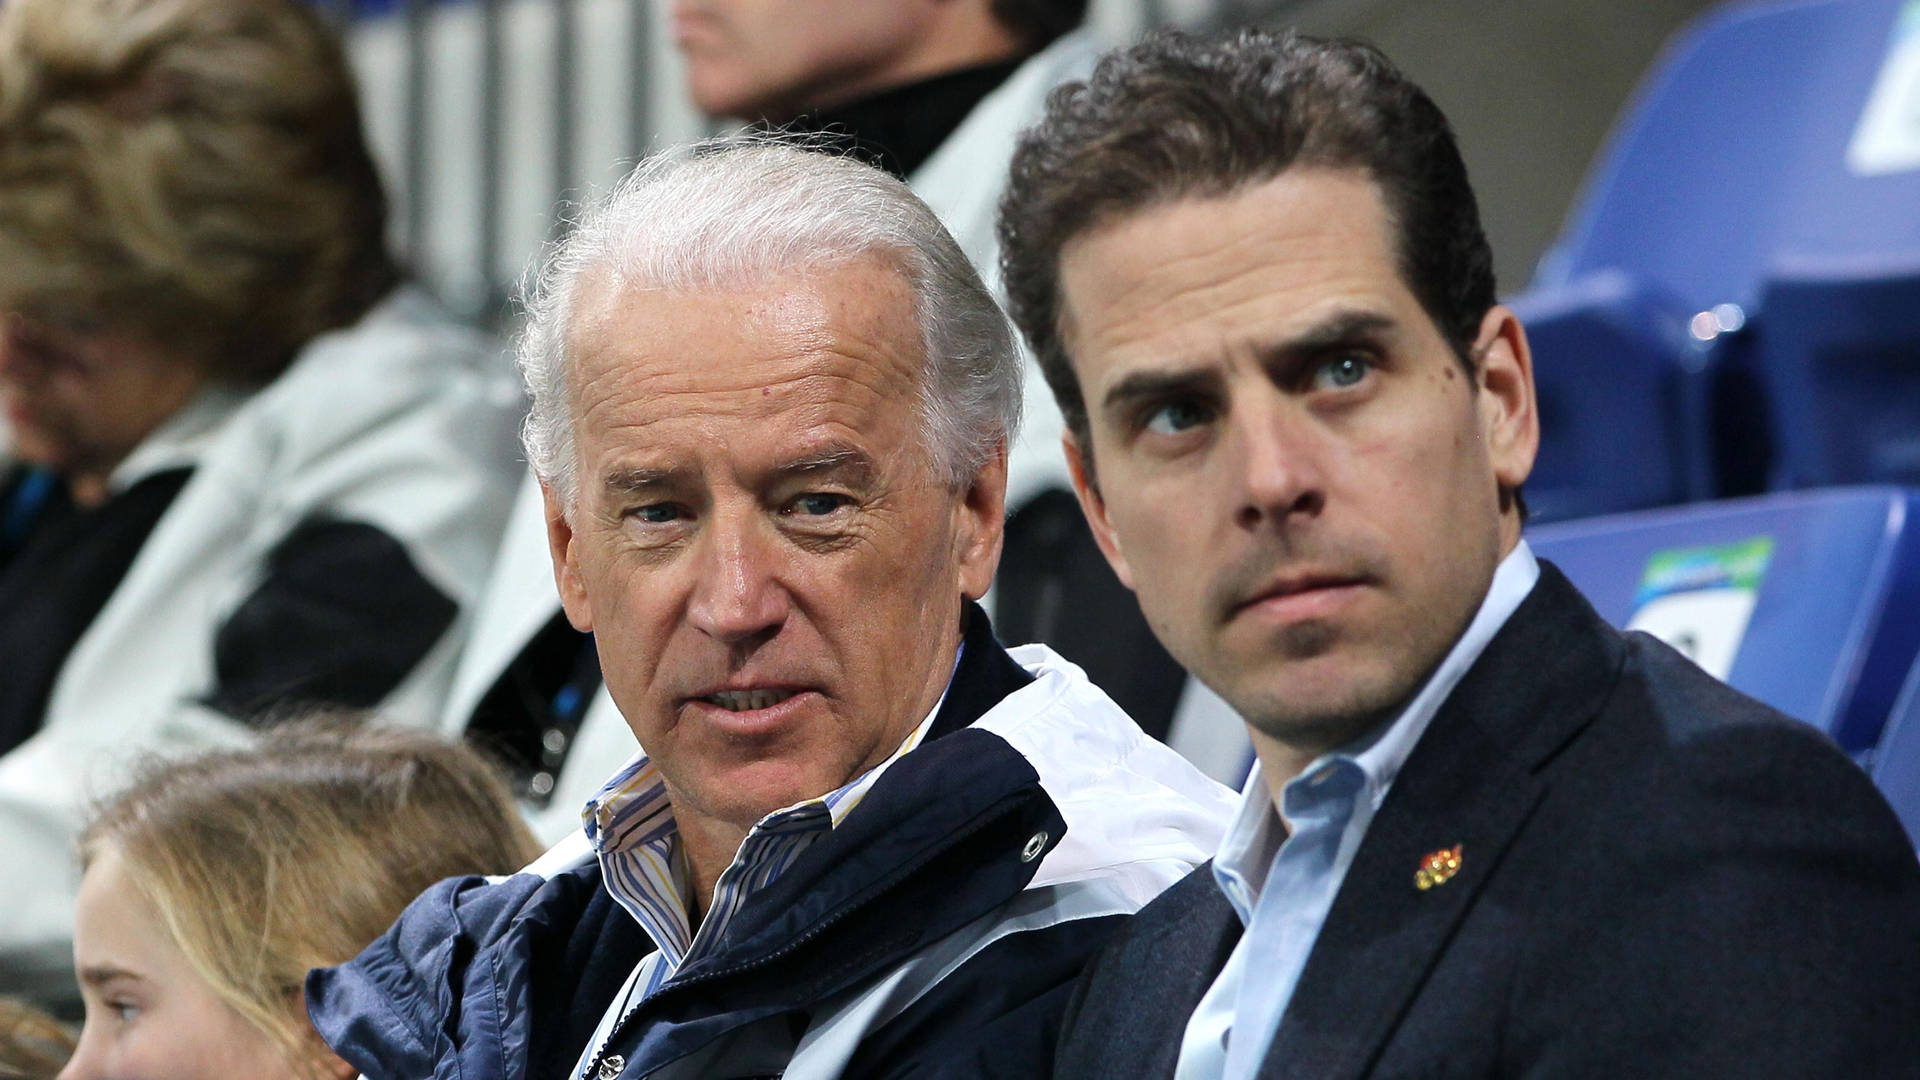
left=1626, top=536, right=1774, bottom=681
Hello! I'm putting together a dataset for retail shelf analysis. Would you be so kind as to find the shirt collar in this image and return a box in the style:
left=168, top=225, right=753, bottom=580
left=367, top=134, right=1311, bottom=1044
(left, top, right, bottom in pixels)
left=581, top=643, right=961, bottom=959
left=1212, top=541, right=1540, bottom=912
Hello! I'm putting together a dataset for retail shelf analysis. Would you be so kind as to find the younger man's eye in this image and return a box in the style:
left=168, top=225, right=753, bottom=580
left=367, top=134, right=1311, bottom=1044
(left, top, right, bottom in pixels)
left=1311, top=353, right=1373, bottom=390
left=1144, top=399, right=1211, bottom=435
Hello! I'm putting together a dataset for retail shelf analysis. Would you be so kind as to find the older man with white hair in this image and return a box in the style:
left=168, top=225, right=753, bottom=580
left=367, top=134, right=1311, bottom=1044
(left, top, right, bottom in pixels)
left=306, top=139, right=1234, bottom=1080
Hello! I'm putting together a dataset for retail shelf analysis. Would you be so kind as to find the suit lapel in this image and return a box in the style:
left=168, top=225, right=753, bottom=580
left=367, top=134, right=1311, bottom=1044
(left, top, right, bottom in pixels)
left=1259, top=564, right=1625, bottom=1079
left=1093, top=871, right=1243, bottom=1080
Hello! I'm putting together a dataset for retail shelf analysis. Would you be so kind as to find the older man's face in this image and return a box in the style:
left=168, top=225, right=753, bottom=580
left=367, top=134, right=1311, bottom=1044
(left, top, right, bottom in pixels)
left=546, top=256, right=1003, bottom=836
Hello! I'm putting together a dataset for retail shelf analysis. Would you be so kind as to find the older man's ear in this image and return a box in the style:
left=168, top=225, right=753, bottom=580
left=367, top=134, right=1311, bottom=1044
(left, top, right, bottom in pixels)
left=957, top=445, right=1009, bottom=602
left=542, top=482, right=595, bottom=634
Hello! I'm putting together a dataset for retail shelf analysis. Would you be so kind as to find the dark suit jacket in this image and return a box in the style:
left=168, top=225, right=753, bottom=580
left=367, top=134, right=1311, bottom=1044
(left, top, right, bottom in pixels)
left=1054, top=563, right=1920, bottom=1079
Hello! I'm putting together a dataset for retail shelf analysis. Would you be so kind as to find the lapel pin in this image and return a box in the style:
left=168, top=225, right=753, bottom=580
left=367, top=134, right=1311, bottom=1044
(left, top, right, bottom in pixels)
left=1414, top=844, right=1463, bottom=891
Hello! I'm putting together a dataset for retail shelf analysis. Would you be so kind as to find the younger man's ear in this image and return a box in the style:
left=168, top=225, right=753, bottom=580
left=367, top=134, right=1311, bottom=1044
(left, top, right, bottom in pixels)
left=1064, top=432, right=1136, bottom=591
left=1472, top=304, right=1539, bottom=496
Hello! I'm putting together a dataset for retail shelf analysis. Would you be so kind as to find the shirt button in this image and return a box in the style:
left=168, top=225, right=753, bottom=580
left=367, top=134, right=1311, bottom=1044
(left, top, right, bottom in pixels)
left=1021, top=831, right=1049, bottom=863
left=597, top=1054, right=625, bottom=1080
left=529, top=772, right=556, bottom=797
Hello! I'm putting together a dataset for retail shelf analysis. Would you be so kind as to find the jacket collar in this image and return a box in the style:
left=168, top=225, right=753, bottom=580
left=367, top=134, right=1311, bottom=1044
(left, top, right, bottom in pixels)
left=927, top=600, right=1036, bottom=741
left=1261, top=561, right=1625, bottom=1079
left=310, top=604, right=1054, bottom=1080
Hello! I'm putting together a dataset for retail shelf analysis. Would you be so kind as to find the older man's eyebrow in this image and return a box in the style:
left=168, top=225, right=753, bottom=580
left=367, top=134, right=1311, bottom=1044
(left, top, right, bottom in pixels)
left=602, top=465, right=687, bottom=496
left=774, top=445, right=876, bottom=486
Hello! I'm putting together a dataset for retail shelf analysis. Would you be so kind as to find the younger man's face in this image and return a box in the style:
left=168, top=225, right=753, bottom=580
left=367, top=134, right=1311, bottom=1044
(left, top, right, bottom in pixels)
left=1056, top=168, right=1537, bottom=753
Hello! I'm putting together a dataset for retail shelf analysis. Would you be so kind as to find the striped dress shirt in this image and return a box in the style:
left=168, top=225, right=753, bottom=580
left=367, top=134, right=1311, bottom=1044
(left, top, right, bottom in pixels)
left=571, top=662, right=954, bottom=1079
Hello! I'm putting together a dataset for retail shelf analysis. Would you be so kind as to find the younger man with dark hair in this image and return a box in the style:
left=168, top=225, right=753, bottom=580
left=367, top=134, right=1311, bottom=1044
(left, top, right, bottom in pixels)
left=999, top=28, right=1920, bottom=1078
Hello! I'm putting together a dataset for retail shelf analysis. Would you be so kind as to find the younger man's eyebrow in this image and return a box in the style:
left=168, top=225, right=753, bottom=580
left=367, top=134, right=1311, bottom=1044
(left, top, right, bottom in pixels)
left=1099, top=309, right=1400, bottom=417
left=1102, top=368, right=1221, bottom=416
left=1260, top=309, right=1397, bottom=361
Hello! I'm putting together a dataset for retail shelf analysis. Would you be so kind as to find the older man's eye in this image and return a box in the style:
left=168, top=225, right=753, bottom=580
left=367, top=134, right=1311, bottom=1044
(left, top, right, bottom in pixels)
left=1143, top=400, right=1211, bottom=436
left=787, top=492, right=853, bottom=517
left=1311, top=353, right=1373, bottom=391
left=629, top=503, right=683, bottom=524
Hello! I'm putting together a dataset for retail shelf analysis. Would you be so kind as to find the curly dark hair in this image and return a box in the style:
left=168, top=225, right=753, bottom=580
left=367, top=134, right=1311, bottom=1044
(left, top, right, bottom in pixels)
left=997, top=27, right=1496, bottom=456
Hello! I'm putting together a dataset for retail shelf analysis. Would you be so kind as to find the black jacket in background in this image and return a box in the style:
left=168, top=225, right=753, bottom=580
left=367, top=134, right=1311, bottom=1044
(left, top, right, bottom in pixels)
left=1055, top=562, right=1920, bottom=1079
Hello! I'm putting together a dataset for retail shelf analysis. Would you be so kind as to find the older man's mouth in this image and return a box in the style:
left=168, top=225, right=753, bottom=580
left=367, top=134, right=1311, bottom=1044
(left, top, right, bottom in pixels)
left=701, top=688, right=803, bottom=712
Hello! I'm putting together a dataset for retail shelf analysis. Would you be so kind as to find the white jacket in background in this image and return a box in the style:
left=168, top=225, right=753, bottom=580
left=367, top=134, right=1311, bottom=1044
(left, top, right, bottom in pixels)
left=0, top=286, right=524, bottom=990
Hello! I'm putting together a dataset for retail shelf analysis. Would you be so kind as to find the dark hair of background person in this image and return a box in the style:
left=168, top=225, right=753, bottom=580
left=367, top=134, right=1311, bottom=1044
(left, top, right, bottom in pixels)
left=78, top=715, right=541, bottom=1066
left=991, top=0, right=1089, bottom=50
left=998, top=27, right=1498, bottom=465
left=0, top=999, right=72, bottom=1080
left=0, top=0, right=400, bottom=383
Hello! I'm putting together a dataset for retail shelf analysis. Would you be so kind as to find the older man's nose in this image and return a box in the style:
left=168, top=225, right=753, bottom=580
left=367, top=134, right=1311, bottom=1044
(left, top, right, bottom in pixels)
left=686, top=516, right=790, bottom=643
left=1232, top=401, right=1327, bottom=531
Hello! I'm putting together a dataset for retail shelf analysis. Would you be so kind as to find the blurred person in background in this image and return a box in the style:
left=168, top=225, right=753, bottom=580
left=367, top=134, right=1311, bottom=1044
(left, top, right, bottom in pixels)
left=0, top=0, right=522, bottom=996
left=0, top=1000, right=73, bottom=1080
left=59, top=719, right=541, bottom=1080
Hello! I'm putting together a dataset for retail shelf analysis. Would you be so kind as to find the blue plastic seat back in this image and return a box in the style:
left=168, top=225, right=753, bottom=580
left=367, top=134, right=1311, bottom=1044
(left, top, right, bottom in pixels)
left=1533, top=0, right=1853, bottom=313
left=1872, top=657, right=1920, bottom=847
left=1508, top=272, right=1707, bottom=521
left=1753, top=251, right=1920, bottom=488
left=1510, top=0, right=1856, bottom=521
left=1528, top=487, right=1920, bottom=753
left=1739, top=0, right=1920, bottom=490
left=1768, top=0, right=1920, bottom=263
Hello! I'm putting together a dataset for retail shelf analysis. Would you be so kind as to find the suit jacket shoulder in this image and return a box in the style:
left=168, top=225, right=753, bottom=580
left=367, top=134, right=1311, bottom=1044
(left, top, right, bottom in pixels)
left=1053, top=864, right=1240, bottom=1080
left=1053, top=562, right=1920, bottom=1080
left=1269, top=562, right=1920, bottom=1079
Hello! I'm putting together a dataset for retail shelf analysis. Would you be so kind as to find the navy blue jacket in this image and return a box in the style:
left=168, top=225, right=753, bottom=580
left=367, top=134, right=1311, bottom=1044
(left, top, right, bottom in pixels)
left=310, top=610, right=1232, bottom=1080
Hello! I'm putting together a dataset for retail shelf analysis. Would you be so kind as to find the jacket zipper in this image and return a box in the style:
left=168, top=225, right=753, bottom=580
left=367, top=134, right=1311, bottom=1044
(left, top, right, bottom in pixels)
left=580, top=793, right=1033, bottom=1079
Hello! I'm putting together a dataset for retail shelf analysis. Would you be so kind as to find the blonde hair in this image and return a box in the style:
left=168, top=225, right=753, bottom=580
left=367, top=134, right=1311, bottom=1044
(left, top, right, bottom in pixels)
left=0, top=999, right=72, bottom=1080
left=0, top=0, right=398, bottom=379
left=78, top=719, right=541, bottom=1074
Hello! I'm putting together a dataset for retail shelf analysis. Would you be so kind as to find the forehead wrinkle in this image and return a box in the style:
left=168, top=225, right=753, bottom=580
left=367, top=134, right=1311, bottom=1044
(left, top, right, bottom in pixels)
left=1067, top=201, right=1411, bottom=402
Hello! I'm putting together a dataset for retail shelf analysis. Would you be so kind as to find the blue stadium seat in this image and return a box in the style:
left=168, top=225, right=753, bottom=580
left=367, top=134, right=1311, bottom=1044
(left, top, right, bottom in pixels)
left=1871, top=655, right=1920, bottom=847
left=1507, top=272, right=1709, bottom=521
left=1529, top=487, right=1920, bottom=754
left=1510, top=0, right=1914, bottom=518
left=1531, top=0, right=1847, bottom=310
left=1753, top=252, right=1920, bottom=489
left=1729, top=0, right=1920, bottom=491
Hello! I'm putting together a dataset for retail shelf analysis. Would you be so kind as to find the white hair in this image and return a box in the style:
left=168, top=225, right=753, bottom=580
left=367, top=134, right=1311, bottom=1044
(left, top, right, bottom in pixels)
left=517, top=135, right=1023, bottom=506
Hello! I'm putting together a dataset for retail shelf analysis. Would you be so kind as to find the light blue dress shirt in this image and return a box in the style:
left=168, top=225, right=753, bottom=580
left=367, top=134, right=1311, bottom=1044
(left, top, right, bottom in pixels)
left=1174, top=542, right=1541, bottom=1080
